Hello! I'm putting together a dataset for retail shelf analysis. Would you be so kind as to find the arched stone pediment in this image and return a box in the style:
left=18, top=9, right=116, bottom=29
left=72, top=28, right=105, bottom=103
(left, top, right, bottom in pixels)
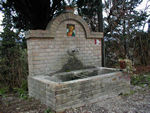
left=46, top=13, right=91, bottom=38
left=26, top=12, right=103, bottom=39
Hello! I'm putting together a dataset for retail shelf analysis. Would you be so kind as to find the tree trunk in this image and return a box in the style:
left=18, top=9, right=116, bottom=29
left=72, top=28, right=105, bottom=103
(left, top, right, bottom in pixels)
left=123, top=18, right=127, bottom=58
left=97, top=0, right=105, bottom=67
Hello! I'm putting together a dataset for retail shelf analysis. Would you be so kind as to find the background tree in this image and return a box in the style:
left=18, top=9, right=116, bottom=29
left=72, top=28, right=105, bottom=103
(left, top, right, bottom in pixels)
left=0, top=0, right=66, bottom=30
left=103, top=0, right=150, bottom=66
left=77, top=0, right=150, bottom=66
left=0, top=3, right=28, bottom=90
left=77, top=0, right=102, bottom=32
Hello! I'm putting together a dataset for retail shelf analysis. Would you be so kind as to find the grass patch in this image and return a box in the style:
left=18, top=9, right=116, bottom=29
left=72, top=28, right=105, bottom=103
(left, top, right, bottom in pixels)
left=0, top=87, right=8, bottom=97
left=44, top=108, right=53, bottom=113
left=131, top=72, right=150, bottom=87
left=119, top=90, right=136, bottom=97
left=13, top=80, right=28, bottom=99
left=0, top=80, right=28, bottom=99
left=13, top=87, right=28, bottom=99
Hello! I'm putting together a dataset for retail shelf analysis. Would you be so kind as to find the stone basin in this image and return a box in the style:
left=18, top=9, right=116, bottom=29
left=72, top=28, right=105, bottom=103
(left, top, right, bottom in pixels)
left=28, top=67, right=130, bottom=112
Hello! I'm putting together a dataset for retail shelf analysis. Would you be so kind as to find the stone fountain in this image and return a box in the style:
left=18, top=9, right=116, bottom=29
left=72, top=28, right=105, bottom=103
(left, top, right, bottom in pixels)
left=26, top=8, right=130, bottom=112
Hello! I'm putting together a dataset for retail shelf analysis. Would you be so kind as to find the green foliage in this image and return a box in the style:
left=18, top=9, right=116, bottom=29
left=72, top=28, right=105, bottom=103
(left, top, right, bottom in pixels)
left=13, top=87, right=28, bottom=99
left=13, top=79, right=28, bottom=100
left=120, top=90, right=135, bottom=97
left=20, top=80, right=28, bottom=91
left=61, top=55, right=84, bottom=72
left=0, top=0, right=66, bottom=30
left=103, top=0, right=150, bottom=66
left=0, top=87, right=8, bottom=96
left=131, top=73, right=150, bottom=87
left=0, top=4, right=28, bottom=89
left=133, top=32, right=150, bottom=65
left=77, top=0, right=150, bottom=67
left=77, top=0, right=102, bottom=31
left=44, top=108, right=52, bottom=113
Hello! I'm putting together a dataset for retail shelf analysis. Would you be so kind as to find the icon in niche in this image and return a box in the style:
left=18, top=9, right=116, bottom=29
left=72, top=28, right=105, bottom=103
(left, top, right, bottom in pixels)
left=67, top=24, right=75, bottom=37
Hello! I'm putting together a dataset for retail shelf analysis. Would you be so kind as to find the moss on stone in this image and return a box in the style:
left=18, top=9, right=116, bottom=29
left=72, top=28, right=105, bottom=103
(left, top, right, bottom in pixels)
left=60, top=55, right=86, bottom=72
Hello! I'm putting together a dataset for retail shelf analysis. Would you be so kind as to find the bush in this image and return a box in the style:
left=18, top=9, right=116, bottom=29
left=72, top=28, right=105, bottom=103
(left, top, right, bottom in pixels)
left=0, top=48, right=28, bottom=89
left=0, top=6, right=28, bottom=90
left=131, top=73, right=150, bottom=87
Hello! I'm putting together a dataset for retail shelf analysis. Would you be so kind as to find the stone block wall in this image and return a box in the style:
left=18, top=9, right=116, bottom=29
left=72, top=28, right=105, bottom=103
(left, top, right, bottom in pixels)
left=28, top=69, right=130, bottom=112
left=26, top=12, right=103, bottom=76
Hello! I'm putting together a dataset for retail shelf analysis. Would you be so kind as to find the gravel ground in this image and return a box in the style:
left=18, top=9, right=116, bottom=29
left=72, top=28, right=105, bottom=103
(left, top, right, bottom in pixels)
left=65, top=86, right=150, bottom=113
left=0, top=86, right=150, bottom=113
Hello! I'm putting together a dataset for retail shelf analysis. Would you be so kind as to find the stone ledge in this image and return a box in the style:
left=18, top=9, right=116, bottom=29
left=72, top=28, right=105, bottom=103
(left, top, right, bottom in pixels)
left=25, top=29, right=103, bottom=40
left=88, top=32, right=104, bottom=39
left=25, top=30, right=55, bottom=39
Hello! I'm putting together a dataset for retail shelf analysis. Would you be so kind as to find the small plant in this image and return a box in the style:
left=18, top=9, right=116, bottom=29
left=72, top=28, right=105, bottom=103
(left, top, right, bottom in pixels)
left=13, top=80, right=28, bottom=99
left=44, top=108, right=52, bottom=113
left=119, top=58, right=136, bottom=73
left=131, top=73, right=150, bottom=87
left=130, top=90, right=135, bottom=95
left=13, top=87, right=28, bottom=99
left=124, top=90, right=135, bottom=96
left=125, top=59, right=136, bottom=73
left=0, top=87, right=8, bottom=97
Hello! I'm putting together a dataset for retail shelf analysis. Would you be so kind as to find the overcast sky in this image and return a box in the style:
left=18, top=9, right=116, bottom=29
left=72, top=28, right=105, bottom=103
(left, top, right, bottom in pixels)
left=0, top=0, right=149, bottom=32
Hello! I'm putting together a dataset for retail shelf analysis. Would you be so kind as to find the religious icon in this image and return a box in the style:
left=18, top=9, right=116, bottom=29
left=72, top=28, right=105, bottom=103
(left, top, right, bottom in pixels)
left=67, top=24, right=75, bottom=37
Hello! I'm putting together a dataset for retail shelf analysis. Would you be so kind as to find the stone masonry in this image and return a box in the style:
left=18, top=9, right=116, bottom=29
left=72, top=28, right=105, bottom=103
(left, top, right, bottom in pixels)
left=26, top=11, right=103, bottom=76
left=28, top=67, right=130, bottom=112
